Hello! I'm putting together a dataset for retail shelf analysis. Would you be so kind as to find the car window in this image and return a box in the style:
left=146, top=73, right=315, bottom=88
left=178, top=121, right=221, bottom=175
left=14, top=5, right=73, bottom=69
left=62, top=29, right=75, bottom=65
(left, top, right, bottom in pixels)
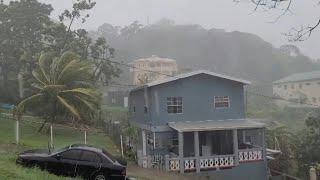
left=80, top=151, right=101, bottom=163
left=60, top=150, right=82, bottom=160
left=102, top=149, right=116, bottom=162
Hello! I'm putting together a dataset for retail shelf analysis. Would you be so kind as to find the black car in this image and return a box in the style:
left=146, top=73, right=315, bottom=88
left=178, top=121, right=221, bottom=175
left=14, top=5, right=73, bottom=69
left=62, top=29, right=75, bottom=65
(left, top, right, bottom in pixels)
left=16, top=144, right=126, bottom=180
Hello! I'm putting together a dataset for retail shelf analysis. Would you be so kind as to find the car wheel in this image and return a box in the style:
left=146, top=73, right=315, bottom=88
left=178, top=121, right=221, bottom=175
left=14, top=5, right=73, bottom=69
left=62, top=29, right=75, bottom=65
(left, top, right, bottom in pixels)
left=93, top=173, right=107, bottom=180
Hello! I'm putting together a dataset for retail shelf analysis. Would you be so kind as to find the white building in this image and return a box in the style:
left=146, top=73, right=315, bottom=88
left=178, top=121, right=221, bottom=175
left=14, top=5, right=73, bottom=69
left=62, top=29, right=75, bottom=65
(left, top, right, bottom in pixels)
left=130, top=55, right=178, bottom=85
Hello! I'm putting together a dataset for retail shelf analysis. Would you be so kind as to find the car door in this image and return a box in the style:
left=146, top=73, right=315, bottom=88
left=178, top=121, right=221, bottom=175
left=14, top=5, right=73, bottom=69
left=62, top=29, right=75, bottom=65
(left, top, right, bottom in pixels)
left=76, top=150, right=102, bottom=178
left=50, top=149, right=82, bottom=177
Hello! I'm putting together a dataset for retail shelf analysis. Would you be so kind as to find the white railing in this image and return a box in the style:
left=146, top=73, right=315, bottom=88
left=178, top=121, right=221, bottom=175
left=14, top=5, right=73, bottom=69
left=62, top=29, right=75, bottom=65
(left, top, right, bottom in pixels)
left=200, top=155, right=235, bottom=169
left=238, top=148, right=263, bottom=163
left=168, top=158, right=180, bottom=171
left=184, top=158, right=196, bottom=171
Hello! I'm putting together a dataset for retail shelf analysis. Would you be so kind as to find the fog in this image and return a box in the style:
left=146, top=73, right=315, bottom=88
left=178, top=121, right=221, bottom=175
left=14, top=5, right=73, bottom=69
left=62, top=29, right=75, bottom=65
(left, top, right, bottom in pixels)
left=40, top=0, right=320, bottom=59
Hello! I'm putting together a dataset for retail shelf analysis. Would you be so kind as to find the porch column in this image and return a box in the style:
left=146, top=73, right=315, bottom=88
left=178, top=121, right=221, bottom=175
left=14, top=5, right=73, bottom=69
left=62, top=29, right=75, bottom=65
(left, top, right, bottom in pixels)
left=233, top=129, right=239, bottom=165
left=142, top=130, right=147, bottom=156
left=178, top=132, right=184, bottom=173
left=194, top=131, right=200, bottom=173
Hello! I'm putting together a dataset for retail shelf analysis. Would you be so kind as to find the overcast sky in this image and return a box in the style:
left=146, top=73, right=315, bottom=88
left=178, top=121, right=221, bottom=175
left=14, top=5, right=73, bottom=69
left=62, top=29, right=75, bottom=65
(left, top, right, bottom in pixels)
left=40, top=0, right=320, bottom=59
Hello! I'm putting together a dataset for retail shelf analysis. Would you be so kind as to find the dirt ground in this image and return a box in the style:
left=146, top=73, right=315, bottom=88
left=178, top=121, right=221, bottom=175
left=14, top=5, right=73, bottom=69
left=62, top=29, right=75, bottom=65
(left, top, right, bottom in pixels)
left=127, top=164, right=193, bottom=180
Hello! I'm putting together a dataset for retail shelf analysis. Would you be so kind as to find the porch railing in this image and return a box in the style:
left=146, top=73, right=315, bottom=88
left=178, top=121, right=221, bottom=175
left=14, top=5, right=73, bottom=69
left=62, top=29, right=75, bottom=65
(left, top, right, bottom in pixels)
left=165, top=154, right=236, bottom=172
left=199, top=155, right=235, bottom=170
left=164, top=148, right=263, bottom=173
left=238, top=148, right=263, bottom=163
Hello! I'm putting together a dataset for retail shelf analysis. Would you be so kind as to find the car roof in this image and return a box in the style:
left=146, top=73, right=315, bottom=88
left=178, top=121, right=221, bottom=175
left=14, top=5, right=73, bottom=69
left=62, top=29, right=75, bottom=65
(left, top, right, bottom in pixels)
left=68, top=144, right=103, bottom=153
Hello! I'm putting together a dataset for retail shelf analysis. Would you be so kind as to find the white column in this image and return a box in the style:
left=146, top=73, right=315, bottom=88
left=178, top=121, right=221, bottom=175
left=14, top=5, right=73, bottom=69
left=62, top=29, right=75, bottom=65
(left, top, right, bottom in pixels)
left=178, top=132, right=184, bottom=173
left=142, top=130, right=147, bottom=156
left=233, top=129, right=239, bottom=166
left=194, top=131, right=200, bottom=173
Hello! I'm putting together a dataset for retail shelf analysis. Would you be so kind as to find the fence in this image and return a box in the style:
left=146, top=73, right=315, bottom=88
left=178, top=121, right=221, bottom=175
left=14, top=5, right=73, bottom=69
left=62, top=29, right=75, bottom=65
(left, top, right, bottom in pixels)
left=0, top=112, right=121, bottom=154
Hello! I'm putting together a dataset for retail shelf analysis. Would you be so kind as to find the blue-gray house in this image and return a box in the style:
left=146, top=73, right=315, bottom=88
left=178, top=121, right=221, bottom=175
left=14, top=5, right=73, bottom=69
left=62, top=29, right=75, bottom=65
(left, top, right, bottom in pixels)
left=129, top=70, right=267, bottom=180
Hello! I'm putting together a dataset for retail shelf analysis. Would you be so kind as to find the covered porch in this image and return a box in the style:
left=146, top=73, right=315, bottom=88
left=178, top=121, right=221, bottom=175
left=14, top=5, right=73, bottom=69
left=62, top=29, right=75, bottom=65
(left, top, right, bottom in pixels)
left=160, top=119, right=266, bottom=173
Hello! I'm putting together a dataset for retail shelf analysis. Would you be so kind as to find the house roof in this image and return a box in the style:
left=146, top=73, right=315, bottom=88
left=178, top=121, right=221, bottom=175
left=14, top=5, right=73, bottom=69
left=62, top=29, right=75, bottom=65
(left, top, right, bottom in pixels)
left=168, top=119, right=265, bottom=132
left=274, top=71, right=320, bottom=84
left=131, top=70, right=251, bottom=91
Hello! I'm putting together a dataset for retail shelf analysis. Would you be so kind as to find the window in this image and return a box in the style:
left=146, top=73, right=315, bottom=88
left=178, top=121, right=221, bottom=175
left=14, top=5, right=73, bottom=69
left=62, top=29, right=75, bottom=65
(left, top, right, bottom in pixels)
left=133, top=106, right=136, bottom=113
left=214, top=96, right=230, bottom=108
left=306, top=82, right=311, bottom=86
left=80, top=151, right=101, bottom=163
left=167, top=97, right=183, bottom=114
left=60, top=150, right=82, bottom=160
left=144, top=106, right=148, bottom=113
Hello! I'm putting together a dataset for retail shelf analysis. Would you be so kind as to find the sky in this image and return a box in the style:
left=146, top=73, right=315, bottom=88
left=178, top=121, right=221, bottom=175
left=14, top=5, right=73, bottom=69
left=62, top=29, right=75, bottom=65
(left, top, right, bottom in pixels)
left=39, top=0, right=320, bottom=59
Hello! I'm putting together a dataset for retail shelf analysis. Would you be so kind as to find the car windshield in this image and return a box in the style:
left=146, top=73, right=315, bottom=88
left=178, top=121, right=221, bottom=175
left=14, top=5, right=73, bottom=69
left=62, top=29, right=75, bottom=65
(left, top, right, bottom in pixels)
left=102, top=149, right=116, bottom=162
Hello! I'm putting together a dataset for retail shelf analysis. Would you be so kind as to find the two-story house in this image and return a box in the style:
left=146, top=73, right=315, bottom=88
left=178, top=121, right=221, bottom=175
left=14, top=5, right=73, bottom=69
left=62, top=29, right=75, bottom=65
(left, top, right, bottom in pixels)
left=129, top=70, right=267, bottom=180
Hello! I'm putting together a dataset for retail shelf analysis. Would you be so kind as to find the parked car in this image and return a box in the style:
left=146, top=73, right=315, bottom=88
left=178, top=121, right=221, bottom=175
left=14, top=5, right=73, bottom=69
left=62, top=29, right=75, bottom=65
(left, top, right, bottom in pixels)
left=16, top=144, right=126, bottom=180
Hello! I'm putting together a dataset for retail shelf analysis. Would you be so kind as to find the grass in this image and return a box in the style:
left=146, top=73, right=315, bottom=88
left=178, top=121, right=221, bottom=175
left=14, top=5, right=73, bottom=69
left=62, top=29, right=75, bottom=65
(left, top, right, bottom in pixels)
left=0, top=114, right=119, bottom=180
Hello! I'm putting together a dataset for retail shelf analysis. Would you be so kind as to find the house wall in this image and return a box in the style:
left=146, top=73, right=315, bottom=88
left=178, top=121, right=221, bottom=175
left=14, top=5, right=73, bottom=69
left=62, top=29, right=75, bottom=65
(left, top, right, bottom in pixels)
left=195, top=161, right=267, bottom=180
left=273, top=79, right=320, bottom=106
left=147, top=74, right=246, bottom=126
left=129, top=88, right=150, bottom=125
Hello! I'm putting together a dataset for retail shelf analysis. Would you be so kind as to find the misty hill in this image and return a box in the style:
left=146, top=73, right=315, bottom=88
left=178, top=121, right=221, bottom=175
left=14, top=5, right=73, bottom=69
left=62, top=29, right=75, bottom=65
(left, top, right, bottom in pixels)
left=90, top=20, right=320, bottom=84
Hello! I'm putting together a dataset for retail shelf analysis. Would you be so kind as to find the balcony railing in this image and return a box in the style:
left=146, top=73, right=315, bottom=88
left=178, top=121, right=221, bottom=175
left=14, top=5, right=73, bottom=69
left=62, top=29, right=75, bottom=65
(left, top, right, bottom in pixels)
left=164, top=148, right=264, bottom=173
left=238, top=148, right=263, bottom=163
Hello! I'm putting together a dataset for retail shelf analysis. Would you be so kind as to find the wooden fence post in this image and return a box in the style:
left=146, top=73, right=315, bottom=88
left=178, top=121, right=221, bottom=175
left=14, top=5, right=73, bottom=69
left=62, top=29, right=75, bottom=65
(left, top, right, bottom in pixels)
left=50, top=125, right=53, bottom=149
left=15, top=120, right=19, bottom=144
left=84, top=131, right=87, bottom=144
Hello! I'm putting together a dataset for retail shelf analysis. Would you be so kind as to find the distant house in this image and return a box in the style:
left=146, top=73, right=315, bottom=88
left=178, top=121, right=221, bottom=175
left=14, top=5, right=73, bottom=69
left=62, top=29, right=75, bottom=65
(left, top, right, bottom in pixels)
left=273, top=71, right=320, bottom=106
left=101, top=86, right=130, bottom=108
left=129, top=70, right=267, bottom=179
left=130, top=55, right=178, bottom=85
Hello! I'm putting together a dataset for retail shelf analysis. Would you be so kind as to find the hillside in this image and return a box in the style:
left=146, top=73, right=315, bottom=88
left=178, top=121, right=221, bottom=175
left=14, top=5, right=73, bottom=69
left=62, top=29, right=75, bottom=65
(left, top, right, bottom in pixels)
left=90, top=20, right=320, bottom=85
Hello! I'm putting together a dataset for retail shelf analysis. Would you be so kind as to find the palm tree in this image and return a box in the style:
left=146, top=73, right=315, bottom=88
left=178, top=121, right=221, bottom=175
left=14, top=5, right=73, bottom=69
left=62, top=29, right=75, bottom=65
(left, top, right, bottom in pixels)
left=14, top=51, right=101, bottom=145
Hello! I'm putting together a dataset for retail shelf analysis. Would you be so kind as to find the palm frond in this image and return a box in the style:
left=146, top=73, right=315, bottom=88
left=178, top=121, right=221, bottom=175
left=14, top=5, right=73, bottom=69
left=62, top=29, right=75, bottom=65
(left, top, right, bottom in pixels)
left=57, top=96, right=81, bottom=119
left=38, top=52, right=55, bottom=83
left=14, top=94, right=45, bottom=118
left=60, top=88, right=101, bottom=102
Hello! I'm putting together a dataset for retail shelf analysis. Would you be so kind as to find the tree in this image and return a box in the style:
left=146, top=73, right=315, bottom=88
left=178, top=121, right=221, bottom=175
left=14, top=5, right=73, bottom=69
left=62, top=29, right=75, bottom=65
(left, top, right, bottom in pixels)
left=0, top=0, right=53, bottom=102
left=267, top=124, right=295, bottom=174
left=295, top=111, right=320, bottom=176
left=248, top=0, right=320, bottom=41
left=14, top=51, right=101, bottom=131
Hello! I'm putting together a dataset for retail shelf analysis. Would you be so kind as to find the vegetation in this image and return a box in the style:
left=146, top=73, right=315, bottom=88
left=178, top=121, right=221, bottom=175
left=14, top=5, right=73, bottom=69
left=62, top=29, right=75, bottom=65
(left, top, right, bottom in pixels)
left=0, top=114, right=118, bottom=180
left=15, top=52, right=101, bottom=131
left=0, top=0, right=120, bottom=105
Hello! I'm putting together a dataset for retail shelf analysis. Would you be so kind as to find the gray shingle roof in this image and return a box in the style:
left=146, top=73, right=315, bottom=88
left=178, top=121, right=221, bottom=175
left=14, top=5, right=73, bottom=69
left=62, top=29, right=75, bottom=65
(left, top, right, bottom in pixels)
left=274, top=71, right=320, bottom=84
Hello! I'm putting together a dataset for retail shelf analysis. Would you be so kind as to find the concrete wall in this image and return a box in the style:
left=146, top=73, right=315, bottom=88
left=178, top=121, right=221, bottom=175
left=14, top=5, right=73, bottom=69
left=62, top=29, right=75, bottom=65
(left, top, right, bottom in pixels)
left=194, top=161, right=268, bottom=180
left=273, top=79, right=320, bottom=106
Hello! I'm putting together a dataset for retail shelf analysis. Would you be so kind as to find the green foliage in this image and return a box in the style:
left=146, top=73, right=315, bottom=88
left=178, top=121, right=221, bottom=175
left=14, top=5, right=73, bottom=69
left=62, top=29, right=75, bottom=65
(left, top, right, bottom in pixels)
left=15, top=52, right=101, bottom=127
left=294, top=111, right=320, bottom=176
left=267, top=124, right=296, bottom=174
